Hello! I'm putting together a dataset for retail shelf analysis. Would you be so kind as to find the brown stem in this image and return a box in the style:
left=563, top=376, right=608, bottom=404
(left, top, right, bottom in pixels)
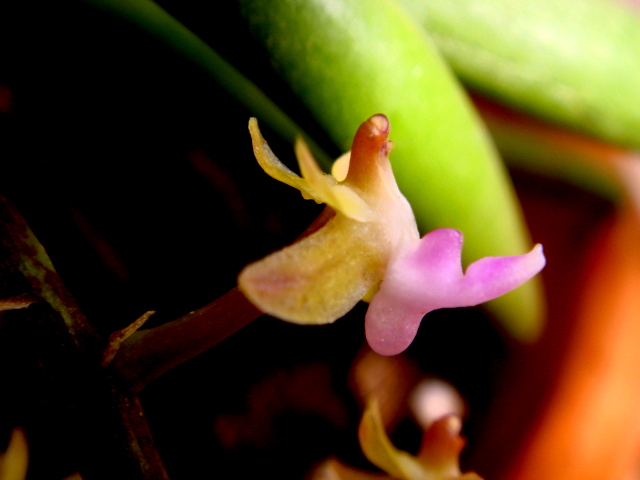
left=112, top=287, right=262, bottom=393
left=0, top=195, right=170, bottom=480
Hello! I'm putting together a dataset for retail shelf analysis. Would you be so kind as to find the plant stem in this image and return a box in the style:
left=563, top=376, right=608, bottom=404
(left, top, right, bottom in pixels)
left=0, top=195, right=170, bottom=480
left=112, top=287, right=262, bottom=393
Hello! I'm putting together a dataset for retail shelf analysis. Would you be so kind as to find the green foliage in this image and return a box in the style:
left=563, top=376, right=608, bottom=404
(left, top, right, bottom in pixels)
left=400, top=0, right=640, bottom=148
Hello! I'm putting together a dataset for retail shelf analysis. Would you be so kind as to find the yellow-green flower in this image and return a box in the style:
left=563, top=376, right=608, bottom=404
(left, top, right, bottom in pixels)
left=239, top=115, right=545, bottom=355
left=313, top=398, right=482, bottom=480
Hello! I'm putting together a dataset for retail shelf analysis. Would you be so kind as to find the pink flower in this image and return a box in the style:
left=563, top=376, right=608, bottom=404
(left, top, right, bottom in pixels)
left=239, top=115, right=545, bottom=355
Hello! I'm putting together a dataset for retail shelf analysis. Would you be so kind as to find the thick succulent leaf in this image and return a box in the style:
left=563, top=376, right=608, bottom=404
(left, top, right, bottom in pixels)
left=398, top=0, right=640, bottom=149
left=476, top=96, right=640, bottom=220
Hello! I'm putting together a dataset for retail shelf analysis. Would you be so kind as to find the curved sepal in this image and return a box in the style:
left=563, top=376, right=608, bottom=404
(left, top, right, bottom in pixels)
left=238, top=214, right=381, bottom=325
left=249, top=118, right=372, bottom=221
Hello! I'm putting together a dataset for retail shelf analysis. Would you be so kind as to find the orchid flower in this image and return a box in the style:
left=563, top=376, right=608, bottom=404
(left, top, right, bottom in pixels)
left=238, top=115, right=545, bottom=355
left=313, top=398, right=482, bottom=480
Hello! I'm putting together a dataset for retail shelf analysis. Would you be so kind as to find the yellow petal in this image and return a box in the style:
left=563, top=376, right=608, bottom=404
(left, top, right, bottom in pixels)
left=295, top=139, right=372, bottom=221
left=249, top=118, right=371, bottom=221
left=331, top=151, right=351, bottom=182
left=0, top=428, right=28, bottom=480
left=238, top=213, right=382, bottom=325
left=358, top=399, right=428, bottom=480
left=312, top=458, right=389, bottom=480
left=248, top=118, right=309, bottom=193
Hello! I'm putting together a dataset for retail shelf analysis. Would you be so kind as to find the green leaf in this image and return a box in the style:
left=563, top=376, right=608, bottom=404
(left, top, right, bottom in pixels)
left=398, top=0, right=640, bottom=148
left=80, top=0, right=331, bottom=165
left=238, top=0, right=544, bottom=339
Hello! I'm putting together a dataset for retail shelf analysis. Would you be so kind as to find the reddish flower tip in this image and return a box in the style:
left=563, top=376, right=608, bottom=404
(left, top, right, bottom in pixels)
left=367, top=114, right=390, bottom=136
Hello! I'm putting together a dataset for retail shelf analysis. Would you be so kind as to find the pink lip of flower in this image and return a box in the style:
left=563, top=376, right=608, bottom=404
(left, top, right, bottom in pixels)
left=366, top=229, right=545, bottom=355
left=238, top=114, right=545, bottom=355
